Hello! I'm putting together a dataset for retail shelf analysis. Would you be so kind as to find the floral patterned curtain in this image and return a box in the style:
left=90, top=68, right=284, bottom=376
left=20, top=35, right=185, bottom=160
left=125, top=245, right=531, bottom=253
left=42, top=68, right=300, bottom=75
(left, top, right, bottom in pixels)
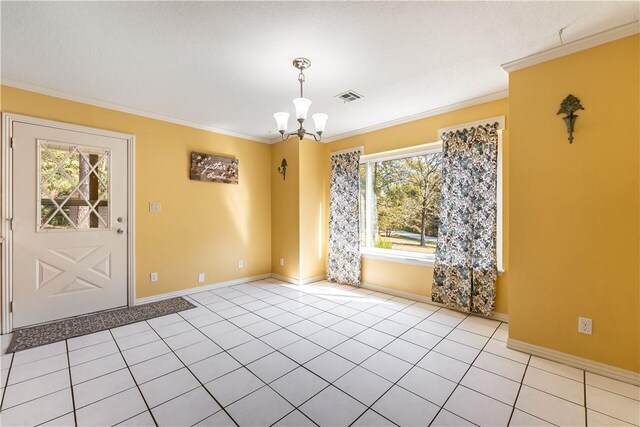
left=432, top=123, right=498, bottom=316
left=327, top=150, right=361, bottom=286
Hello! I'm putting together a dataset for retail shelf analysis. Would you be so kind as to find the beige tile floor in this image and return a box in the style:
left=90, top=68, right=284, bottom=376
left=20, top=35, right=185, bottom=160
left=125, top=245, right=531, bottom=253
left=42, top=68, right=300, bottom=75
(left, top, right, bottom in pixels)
left=0, top=279, right=638, bottom=426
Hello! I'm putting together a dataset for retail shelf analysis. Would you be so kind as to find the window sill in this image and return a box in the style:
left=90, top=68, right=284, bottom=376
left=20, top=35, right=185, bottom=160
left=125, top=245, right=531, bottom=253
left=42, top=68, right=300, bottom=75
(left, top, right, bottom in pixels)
left=361, top=250, right=435, bottom=267
left=361, top=250, right=506, bottom=275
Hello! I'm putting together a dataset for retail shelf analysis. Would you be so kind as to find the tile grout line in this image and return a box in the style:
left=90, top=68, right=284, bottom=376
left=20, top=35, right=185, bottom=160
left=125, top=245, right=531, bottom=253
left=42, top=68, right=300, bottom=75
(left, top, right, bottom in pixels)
left=174, top=306, right=335, bottom=423
left=179, top=294, right=349, bottom=420
left=0, top=381, right=81, bottom=415
left=142, top=319, right=240, bottom=427
left=0, top=356, right=75, bottom=426
left=426, top=320, right=505, bottom=426
left=6, top=280, right=627, bottom=426
left=107, top=329, right=159, bottom=427
left=506, top=353, right=531, bottom=426
left=143, top=283, right=636, bottom=426
left=64, top=340, right=79, bottom=427
left=187, top=291, right=601, bottom=427
left=2, top=283, right=520, bottom=426
left=188, top=284, right=406, bottom=412
left=8, top=281, right=599, bottom=426
left=243, top=282, right=510, bottom=421
left=189, top=281, right=483, bottom=424
left=1, top=354, right=70, bottom=388
left=269, top=408, right=320, bottom=427
left=72, top=357, right=161, bottom=387
left=0, top=353, right=14, bottom=412
left=348, top=325, right=453, bottom=426
left=332, top=308, right=479, bottom=424
left=212, top=291, right=382, bottom=425
left=584, top=370, right=588, bottom=426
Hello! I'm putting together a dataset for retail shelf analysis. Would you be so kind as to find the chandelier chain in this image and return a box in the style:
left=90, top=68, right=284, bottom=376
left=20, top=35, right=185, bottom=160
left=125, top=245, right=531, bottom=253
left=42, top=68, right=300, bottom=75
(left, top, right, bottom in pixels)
left=298, top=71, right=305, bottom=98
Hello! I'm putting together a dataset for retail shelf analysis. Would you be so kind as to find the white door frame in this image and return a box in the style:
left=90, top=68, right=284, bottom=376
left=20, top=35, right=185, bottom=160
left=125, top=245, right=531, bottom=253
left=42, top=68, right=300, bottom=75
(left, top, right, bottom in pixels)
left=1, top=113, right=136, bottom=334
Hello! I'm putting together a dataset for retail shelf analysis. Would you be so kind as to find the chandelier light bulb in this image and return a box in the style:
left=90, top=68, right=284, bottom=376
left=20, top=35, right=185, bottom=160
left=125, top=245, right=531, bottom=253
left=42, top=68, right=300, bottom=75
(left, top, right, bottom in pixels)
left=273, top=112, right=290, bottom=132
left=293, top=97, right=312, bottom=121
left=312, top=113, right=328, bottom=134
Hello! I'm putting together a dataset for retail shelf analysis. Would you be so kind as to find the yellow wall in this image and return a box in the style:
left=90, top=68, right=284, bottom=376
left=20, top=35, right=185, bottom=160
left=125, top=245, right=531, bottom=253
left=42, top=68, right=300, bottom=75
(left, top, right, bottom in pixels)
left=299, top=139, right=328, bottom=281
left=270, top=138, right=329, bottom=282
left=270, top=138, right=300, bottom=279
left=327, top=98, right=510, bottom=315
left=509, top=35, right=639, bottom=372
left=5, top=35, right=637, bottom=376
left=1, top=86, right=272, bottom=299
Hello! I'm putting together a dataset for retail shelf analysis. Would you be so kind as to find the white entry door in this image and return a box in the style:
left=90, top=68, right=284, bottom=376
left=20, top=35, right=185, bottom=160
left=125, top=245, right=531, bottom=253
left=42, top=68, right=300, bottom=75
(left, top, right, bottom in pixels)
left=11, top=121, right=129, bottom=328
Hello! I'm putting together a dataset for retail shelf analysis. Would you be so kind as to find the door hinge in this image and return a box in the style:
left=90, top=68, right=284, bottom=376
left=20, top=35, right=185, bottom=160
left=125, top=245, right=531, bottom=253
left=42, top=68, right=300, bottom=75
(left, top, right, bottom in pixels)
left=9, top=218, right=13, bottom=230
left=9, top=301, right=13, bottom=313
left=10, top=137, right=14, bottom=149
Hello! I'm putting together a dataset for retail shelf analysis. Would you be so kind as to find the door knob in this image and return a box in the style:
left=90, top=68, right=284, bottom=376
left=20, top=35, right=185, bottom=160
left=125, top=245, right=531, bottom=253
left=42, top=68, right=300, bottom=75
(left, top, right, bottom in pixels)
left=117, top=217, right=125, bottom=223
left=117, top=228, right=124, bottom=235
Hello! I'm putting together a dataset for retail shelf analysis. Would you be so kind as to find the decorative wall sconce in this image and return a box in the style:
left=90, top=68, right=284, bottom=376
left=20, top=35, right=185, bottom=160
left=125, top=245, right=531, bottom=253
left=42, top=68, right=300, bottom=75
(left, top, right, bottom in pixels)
left=277, top=158, right=287, bottom=180
left=557, top=94, right=584, bottom=144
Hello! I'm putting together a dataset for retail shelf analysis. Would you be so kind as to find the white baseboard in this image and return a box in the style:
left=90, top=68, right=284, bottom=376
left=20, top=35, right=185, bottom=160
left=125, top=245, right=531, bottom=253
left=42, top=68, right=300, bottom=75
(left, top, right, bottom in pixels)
left=508, top=338, right=640, bottom=386
left=134, top=273, right=272, bottom=305
left=361, top=282, right=509, bottom=323
left=270, top=273, right=325, bottom=286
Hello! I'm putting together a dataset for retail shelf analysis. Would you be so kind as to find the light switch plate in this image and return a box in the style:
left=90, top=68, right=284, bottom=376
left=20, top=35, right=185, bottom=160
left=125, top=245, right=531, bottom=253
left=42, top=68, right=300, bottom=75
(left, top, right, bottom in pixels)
left=149, top=202, right=162, bottom=213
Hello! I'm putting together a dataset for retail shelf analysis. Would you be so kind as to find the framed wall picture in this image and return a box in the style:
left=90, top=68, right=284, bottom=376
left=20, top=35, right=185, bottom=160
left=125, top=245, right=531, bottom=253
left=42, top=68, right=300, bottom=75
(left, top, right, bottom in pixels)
left=190, top=152, right=239, bottom=184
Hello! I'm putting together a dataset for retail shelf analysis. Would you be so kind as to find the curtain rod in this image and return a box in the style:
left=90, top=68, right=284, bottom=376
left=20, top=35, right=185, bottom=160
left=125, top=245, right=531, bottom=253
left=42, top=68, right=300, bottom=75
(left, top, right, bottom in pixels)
left=330, top=146, right=364, bottom=157
left=438, top=116, right=505, bottom=138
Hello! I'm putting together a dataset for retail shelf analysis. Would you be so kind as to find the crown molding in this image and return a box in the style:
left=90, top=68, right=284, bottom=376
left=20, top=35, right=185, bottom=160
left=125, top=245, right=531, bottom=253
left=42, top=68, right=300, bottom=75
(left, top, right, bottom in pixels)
left=3, top=78, right=509, bottom=146
left=320, top=90, right=509, bottom=144
left=502, top=21, right=639, bottom=73
left=1, top=79, right=273, bottom=144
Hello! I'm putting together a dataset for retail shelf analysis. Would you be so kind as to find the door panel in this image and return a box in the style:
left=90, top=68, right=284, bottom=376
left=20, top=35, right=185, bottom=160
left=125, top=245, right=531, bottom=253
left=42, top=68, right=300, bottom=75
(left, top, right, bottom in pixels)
left=12, top=122, right=128, bottom=327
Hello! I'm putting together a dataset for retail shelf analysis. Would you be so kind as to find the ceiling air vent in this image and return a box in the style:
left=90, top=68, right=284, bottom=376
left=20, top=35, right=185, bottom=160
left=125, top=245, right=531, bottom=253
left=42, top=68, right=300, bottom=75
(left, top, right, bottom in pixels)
left=335, top=90, right=363, bottom=103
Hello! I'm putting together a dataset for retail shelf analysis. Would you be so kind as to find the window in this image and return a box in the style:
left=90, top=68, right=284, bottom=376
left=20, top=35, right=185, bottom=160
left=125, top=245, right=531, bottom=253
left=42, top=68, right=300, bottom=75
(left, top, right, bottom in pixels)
left=359, top=143, right=443, bottom=263
left=39, top=140, right=110, bottom=231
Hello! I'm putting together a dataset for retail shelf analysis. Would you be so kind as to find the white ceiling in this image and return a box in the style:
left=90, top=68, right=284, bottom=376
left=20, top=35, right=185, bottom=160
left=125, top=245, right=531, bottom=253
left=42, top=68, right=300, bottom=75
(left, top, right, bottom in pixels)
left=1, top=2, right=638, bottom=143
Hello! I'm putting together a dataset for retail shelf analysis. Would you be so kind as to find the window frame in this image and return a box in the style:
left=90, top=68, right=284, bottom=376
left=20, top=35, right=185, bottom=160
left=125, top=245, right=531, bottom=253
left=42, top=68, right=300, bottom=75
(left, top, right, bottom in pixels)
left=359, top=133, right=503, bottom=272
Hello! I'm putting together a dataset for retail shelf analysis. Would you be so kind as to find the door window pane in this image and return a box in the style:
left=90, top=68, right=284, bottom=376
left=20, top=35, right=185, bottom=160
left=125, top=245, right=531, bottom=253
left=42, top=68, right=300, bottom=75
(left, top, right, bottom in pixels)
left=39, top=141, right=110, bottom=231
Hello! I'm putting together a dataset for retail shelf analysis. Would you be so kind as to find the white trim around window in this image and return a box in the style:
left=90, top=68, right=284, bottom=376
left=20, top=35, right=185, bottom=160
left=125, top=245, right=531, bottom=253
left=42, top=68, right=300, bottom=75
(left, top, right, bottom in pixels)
left=361, top=247, right=435, bottom=266
left=359, top=141, right=442, bottom=163
left=359, top=131, right=504, bottom=273
left=359, top=140, right=443, bottom=266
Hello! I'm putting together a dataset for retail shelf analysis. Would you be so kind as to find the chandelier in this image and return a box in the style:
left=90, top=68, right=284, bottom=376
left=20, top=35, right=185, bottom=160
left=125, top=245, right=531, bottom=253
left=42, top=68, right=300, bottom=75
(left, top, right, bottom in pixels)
left=273, top=57, right=328, bottom=141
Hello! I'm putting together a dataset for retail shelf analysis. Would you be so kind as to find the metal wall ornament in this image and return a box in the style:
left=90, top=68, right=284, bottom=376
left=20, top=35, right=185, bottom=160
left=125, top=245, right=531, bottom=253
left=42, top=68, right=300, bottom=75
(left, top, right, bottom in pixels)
left=277, top=158, right=287, bottom=180
left=557, top=94, right=584, bottom=144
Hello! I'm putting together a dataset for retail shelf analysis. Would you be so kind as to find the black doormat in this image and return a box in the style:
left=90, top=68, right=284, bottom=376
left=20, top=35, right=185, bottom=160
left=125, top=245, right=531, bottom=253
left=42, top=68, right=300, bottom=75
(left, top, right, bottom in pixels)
left=6, top=297, right=196, bottom=353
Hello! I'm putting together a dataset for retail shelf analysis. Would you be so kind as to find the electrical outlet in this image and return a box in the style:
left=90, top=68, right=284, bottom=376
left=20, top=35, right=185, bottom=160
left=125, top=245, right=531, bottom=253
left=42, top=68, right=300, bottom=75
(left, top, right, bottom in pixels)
left=150, top=272, right=158, bottom=283
left=198, top=273, right=205, bottom=283
left=149, top=202, right=162, bottom=213
left=578, top=317, right=592, bottom=335
left=280, top=258, right=284, bottom=266
left=238, top=260, right=244, bottom=269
